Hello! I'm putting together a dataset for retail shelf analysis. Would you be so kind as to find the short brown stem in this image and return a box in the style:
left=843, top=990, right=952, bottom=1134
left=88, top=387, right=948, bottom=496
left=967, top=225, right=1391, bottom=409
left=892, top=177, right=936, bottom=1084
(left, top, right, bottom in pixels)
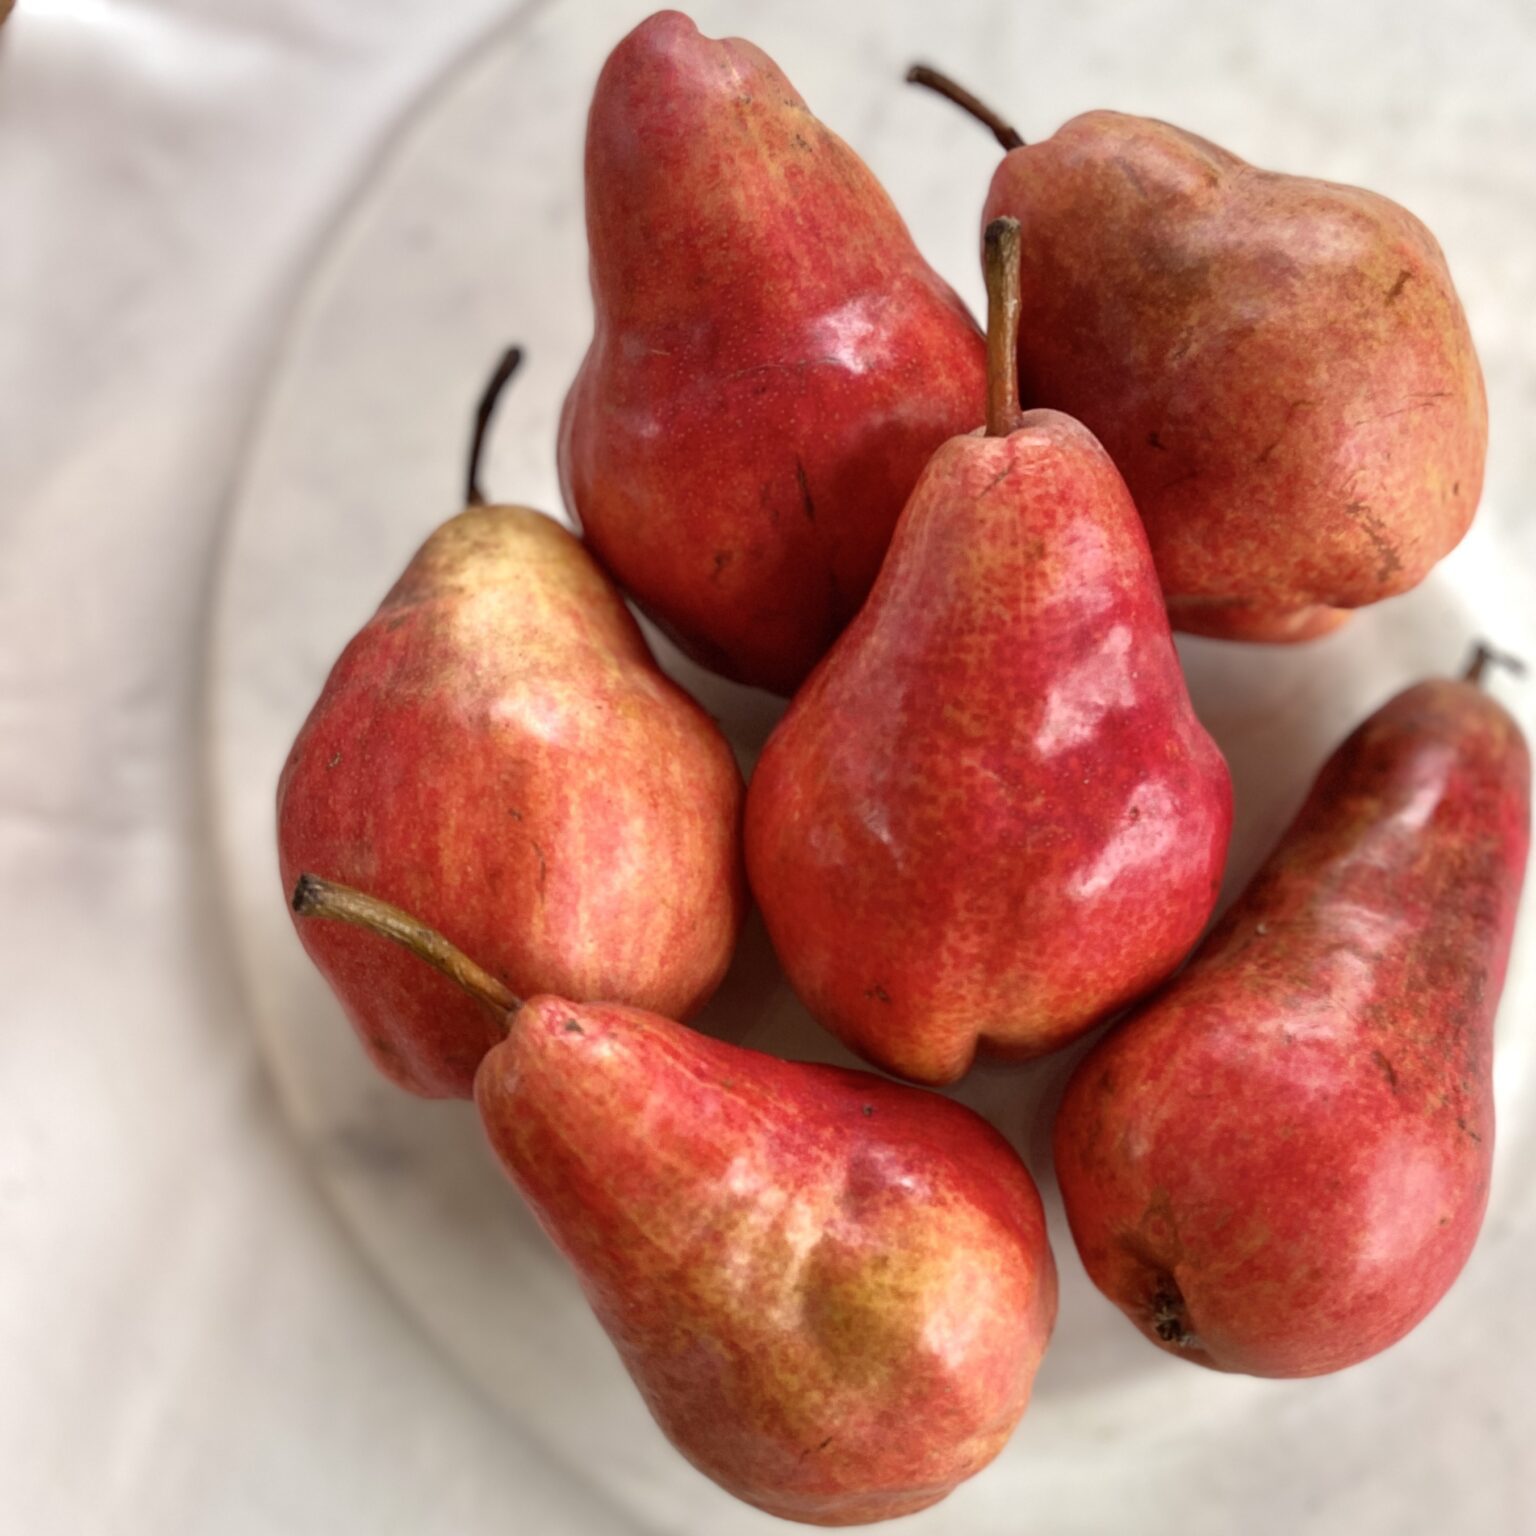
left=905, top=64, right=1025, bottom=151
left=984, top=218, right=1023, bottom=438
left=291, top=874, right=520, bottom=1022
left=465, top=345, right=524, bottom=507
left=1464, top=640, right=1527, bottom=687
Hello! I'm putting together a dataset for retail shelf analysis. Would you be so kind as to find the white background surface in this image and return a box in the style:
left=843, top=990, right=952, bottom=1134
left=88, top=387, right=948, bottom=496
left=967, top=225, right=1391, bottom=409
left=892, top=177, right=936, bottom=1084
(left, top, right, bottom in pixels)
left=3, top=2, right=1536, bottom=1533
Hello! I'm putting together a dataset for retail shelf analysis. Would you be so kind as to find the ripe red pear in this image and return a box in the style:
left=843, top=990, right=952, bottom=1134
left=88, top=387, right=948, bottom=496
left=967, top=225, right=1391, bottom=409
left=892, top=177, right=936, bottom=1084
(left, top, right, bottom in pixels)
left=278, top=352, right=745, bottom=1097
left=560, top=12, right=987, bottom=695
left=1054, top=649, right=1531, bottom=1376
left=910, top=68, right=1487, bottom=642
left=291, top=876, right=1057, bottom=1527
left=746, top=220, right=1232, bottom=1085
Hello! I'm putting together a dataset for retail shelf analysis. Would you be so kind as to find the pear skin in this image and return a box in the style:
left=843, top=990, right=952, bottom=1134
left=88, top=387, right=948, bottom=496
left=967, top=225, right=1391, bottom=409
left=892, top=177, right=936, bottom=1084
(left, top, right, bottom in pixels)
left=278, top=506, right=745, bottom=1097
left=561, top=13, right=986, bottom=694
left=476, top=996, right=1056, bottom=1525
left=1054, top=658, right=1530, bottom=1376
left=746, top=222, right=1232, bottom=1084
left=985, top=112, right=1486, bottom=637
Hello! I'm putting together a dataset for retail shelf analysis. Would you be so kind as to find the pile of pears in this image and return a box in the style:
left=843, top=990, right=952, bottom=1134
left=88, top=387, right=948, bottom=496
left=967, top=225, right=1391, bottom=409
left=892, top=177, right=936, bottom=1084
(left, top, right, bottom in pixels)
left=277, top=12, right=1530, bottom=1526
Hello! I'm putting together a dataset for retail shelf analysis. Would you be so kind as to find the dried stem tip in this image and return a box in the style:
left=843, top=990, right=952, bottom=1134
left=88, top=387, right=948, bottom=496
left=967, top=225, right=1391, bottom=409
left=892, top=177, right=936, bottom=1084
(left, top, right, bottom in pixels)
left=465, top=345, right=524, bottom=507
left=983, top=217, right=1024, bottom=439
left=1464, top=640, right=1528, bottom=688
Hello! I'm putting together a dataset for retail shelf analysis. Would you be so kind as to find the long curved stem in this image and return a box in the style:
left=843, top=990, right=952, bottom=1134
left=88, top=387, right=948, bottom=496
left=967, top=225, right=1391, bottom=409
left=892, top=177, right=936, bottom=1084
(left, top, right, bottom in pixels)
left=465, top=345, right=524, bottom=507
left=906, top=65, right=1025, bottom=151
left=983, top=218, right=1023, bottom=438
left=1464, top=640, right=1527, bottom=688
left=292, top=874, right=519, bottom=1022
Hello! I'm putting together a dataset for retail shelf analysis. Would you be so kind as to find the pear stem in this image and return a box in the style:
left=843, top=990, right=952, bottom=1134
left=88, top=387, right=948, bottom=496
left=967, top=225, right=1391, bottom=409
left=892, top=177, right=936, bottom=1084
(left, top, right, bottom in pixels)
left=465, top=345, right=524, bottom=507
left=291, top=874, right=520, bottom=1023
left=984, top=217, right=1024, bottom=438
left=1464, top=640, right=1527, bottom=688
left=906, top=65, right=1025, bottom=151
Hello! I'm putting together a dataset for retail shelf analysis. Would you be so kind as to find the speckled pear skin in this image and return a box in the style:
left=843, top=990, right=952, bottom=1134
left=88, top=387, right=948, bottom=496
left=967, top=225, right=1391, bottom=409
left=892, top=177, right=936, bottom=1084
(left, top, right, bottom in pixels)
left=559, top=11, right=987, bottom=695
left=982, top=112, right=1487, bottom=640
left=1054, top=675, right=1530, bottom=1378
left=277, top=506, right=746, bottom=1098
left=745, top=410, right=1233, bottom=1086
left=474, top=995, right=1057, bottom=1526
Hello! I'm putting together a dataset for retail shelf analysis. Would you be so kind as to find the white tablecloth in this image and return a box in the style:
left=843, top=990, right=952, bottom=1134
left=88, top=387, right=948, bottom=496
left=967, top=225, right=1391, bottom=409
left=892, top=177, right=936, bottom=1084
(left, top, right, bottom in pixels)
left=0, top=4, right=622, bottom=1531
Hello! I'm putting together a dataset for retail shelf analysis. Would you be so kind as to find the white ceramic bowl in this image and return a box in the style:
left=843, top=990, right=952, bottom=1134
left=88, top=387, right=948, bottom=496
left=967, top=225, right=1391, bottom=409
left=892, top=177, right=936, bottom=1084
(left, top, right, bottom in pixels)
left=207, top=5, right=1536, bottom=1530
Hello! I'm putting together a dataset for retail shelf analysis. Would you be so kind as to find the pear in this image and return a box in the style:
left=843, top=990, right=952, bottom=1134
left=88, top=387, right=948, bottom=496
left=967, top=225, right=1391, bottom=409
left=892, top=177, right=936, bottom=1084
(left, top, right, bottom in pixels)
left=910, top=67, right=1487, bottom=641
left=745, top=221, right=1233, bottom=1085
left=560, top=12, right=987, bottom=695
left=1054, top=648, right=1530, bottom=1376
left=292, top=876, right=1057, bottom=1526
left=278, top=351, right=745, bottom=1097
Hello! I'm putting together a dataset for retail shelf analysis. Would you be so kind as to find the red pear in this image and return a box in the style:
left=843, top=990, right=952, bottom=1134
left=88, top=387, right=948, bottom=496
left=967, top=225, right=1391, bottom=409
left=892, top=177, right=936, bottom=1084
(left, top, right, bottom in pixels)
left=291, top=876, right=1057, bottom=1526
left=560, top=12, right=987, bottom=695
left=1054, top=649, right=1530, bottom=1376
left=278, top=352, right=745, bottom=1097
left=746, top=221, right=1232, bottom=1085
left=910, top=68, right=1487, bottom=642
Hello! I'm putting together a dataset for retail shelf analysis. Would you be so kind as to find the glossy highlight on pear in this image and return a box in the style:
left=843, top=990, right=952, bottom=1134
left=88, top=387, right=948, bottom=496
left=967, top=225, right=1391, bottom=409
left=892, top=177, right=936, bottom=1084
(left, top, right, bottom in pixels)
left=278, top=350, right=746, bottom=1098
left=910, top=67, right=1488, bottom=641
left=291, top=876, right=1057, bottom=1526
left=746, top=221, right=1232, bottom=1084
left=560, top=12, right=987, bottom=694
left=1054, top=650, right=1530, bottom=1376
